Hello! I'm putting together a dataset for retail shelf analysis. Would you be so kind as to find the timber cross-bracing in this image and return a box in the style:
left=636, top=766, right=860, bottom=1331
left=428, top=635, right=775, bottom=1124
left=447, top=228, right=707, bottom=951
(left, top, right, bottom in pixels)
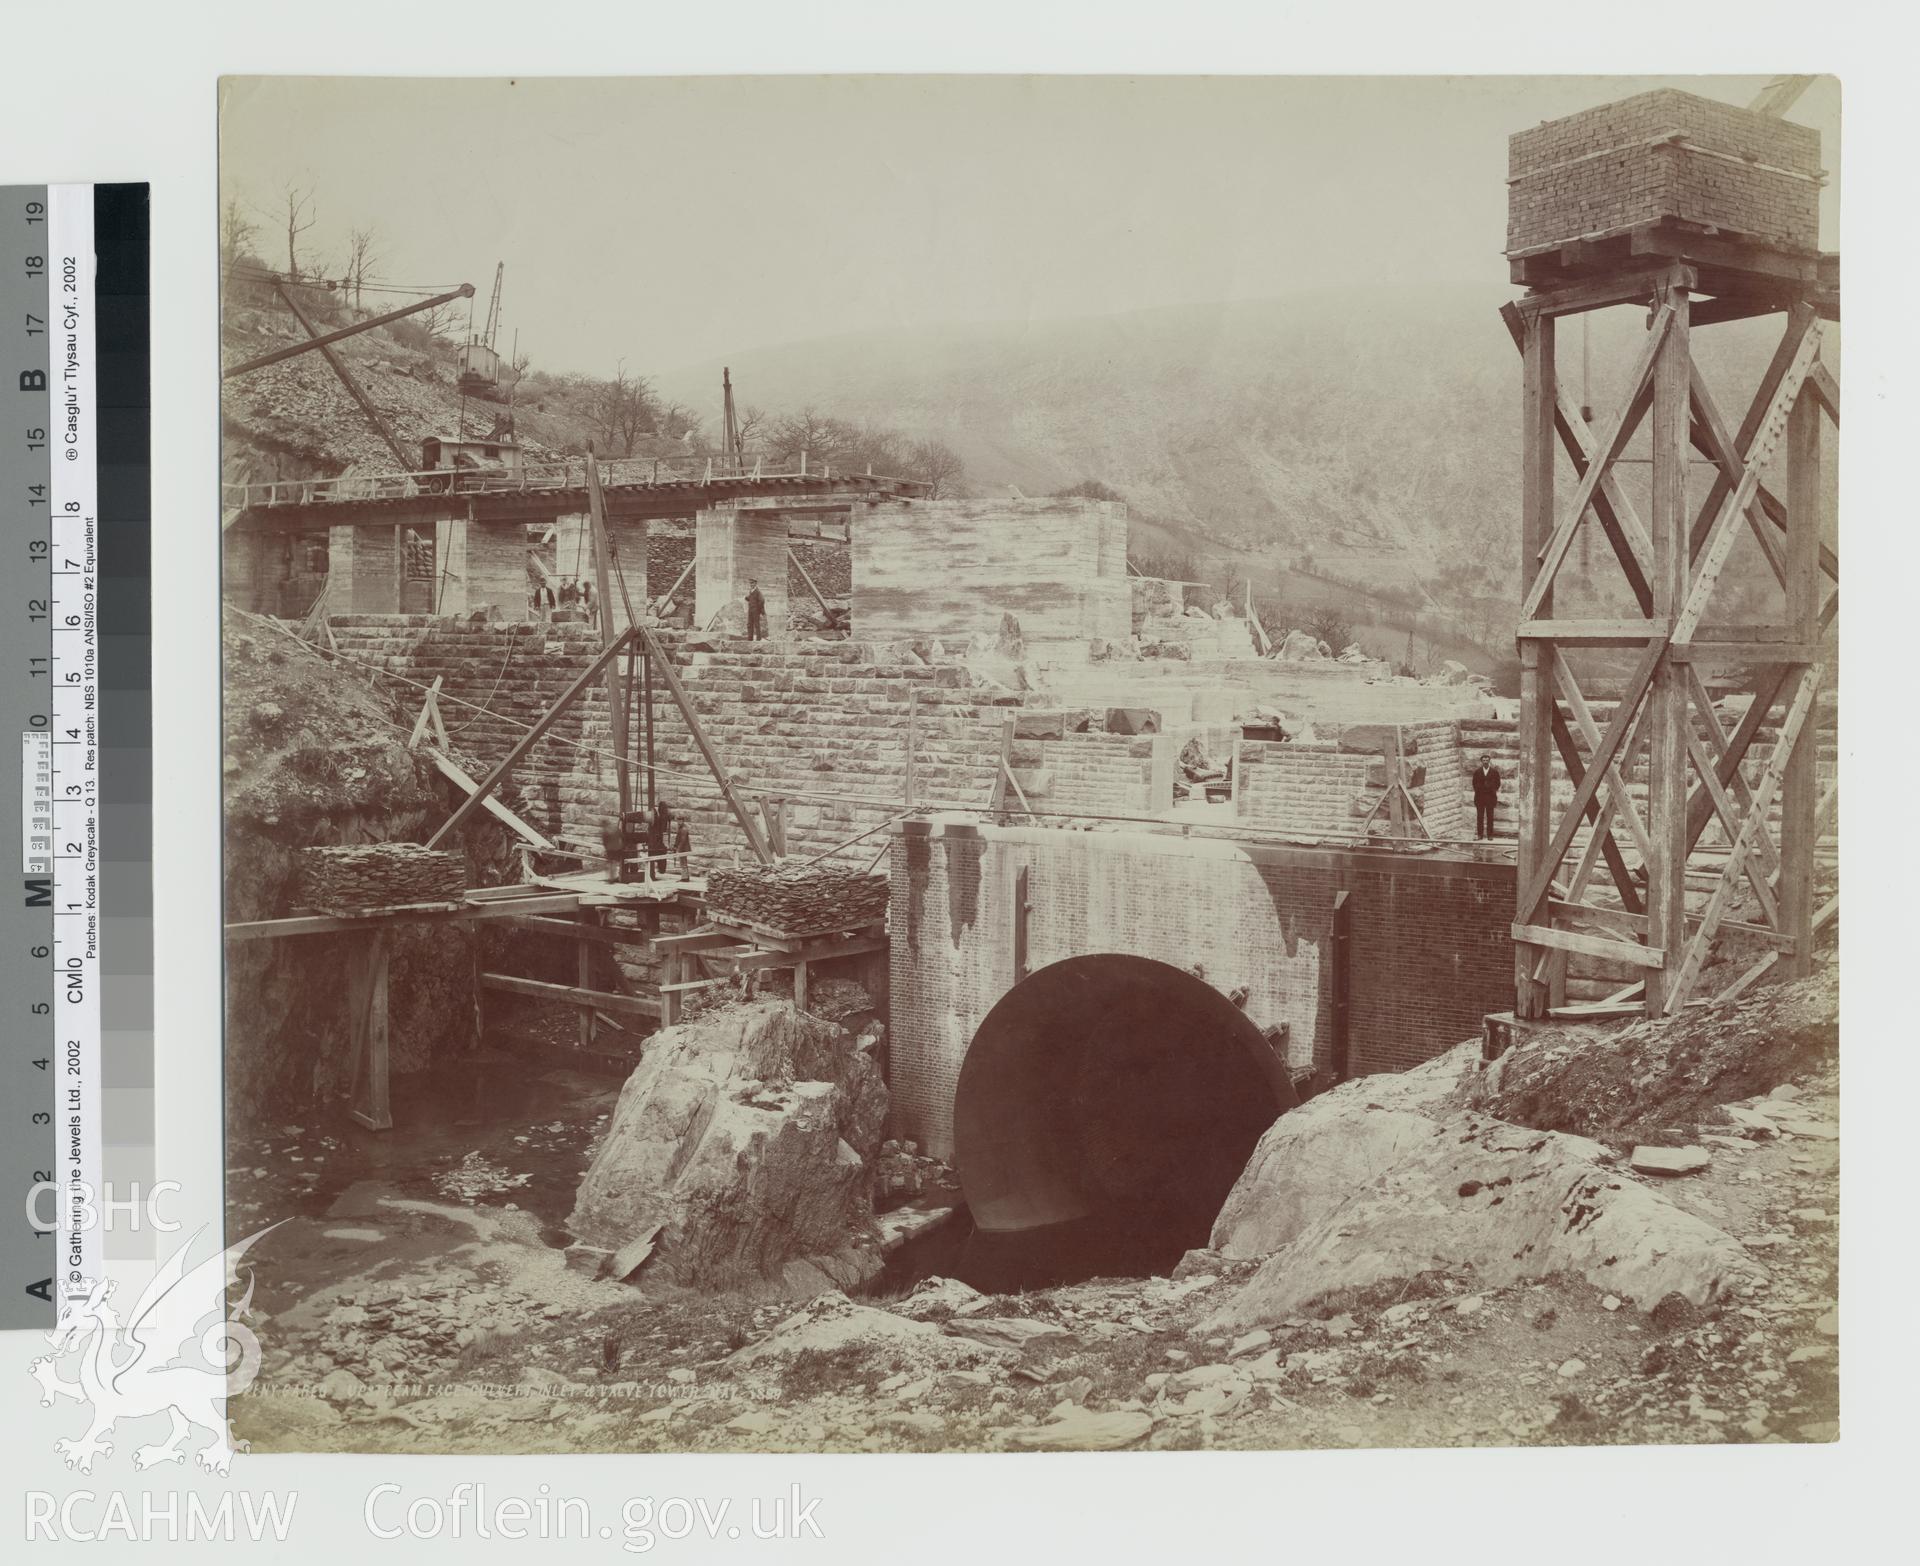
left=1505, top=239, right=1838, bottom=1020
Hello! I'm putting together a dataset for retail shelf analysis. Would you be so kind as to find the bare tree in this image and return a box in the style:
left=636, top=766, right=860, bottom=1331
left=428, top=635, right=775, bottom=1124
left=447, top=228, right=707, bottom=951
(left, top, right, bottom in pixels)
left=219, top=198, right=258, bottom=266
left=1303, top=603, right=1354, bottom=652
left=344, top=225, right=382, bottom=310
left=219, top=198, right=259, bottom=306
left=659, top=399, right=702, bottom=444
left=909, top=437, right=965, bottom=498
left=736, top=404, right=769, bottom=449
left=415, top=301, right=455, bottom=341
left=258, top=179, right=318, bottom=279
left=572, top=363, right=659, bottom=456
left=769, top=407, right=847, bottom=465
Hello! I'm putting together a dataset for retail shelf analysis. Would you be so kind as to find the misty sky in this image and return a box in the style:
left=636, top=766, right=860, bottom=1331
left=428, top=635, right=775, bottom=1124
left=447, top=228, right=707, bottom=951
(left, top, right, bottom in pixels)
left=219, top=74, right=1840, bottom=378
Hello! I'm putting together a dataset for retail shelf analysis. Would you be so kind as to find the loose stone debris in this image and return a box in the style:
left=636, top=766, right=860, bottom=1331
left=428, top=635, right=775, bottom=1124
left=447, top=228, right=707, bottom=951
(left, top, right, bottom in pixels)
left=228, top=967, right=1836, bottom=1456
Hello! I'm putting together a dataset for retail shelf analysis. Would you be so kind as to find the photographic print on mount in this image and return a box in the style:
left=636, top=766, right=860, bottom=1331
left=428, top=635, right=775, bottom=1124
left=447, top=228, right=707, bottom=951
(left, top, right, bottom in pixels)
left=216, top=74, right=1840, bottom=1455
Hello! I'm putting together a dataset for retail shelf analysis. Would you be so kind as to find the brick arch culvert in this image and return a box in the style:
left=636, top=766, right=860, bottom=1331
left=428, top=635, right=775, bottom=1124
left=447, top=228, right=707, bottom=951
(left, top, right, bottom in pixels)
left=953, top=954, right=1297, bottom=1261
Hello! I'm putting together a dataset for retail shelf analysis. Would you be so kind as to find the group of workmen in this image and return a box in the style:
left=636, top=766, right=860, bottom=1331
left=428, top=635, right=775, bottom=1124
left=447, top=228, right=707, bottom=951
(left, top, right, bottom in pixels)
left=530, top=576, right=599, bottom=622
left=531, top=574, right=772, bottom=639
left=643, top=797, right=691, bottom=880
left=601, top=796, right=692, bottom=883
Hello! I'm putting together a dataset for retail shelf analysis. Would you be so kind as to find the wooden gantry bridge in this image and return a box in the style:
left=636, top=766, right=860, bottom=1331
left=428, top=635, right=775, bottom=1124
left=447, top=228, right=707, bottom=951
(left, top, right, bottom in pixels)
left=223, top=452, right=926, bottom=531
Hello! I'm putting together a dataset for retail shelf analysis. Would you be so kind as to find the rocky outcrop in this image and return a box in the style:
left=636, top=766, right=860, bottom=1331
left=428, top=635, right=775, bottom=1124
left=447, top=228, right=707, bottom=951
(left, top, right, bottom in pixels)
left=1463, top=968, right=1839, bottom=1147
left=568, top=1002, right=889, bottom=1298
left=221, top=610, right=515, bottom=1127
left=1201, top=1043, right=1762, bottom=1328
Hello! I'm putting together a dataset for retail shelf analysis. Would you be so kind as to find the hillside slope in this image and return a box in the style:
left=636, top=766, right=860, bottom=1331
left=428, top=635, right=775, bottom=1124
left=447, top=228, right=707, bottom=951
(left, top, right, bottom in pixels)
left=658, top=288, right=1797, bottom=592
left=220, top=290, right=680, bottom=487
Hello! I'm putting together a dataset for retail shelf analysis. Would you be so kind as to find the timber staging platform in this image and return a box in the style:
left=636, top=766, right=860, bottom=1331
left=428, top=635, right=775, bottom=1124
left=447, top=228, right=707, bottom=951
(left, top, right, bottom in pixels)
left=222, top=454, right=928, bottom=530
left=222, top=876, right=888, bottom=1130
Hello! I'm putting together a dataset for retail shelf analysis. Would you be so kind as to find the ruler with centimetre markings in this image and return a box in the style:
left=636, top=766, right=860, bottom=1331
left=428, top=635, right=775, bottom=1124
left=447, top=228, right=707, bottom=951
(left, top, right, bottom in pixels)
left=2, top=184, right=151, bottom=1327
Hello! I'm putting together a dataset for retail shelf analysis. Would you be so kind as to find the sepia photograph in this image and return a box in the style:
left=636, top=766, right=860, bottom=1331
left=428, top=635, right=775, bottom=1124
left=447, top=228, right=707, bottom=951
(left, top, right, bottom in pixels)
left=214, top=71, right=1841, bottom=1458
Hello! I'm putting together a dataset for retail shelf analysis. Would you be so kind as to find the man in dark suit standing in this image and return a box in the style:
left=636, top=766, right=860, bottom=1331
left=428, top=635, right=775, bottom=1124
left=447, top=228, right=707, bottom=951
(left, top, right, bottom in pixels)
left=744, top=578, right=766, bottom=640
left=1471, top=756, right=1502, bottom=840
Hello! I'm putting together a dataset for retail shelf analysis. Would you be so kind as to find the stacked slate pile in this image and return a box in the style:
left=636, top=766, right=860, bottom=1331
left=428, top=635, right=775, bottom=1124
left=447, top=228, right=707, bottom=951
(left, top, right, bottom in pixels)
left=301, top=843, right=466, bottom=913
left=706, top=864, right=889, bottom=937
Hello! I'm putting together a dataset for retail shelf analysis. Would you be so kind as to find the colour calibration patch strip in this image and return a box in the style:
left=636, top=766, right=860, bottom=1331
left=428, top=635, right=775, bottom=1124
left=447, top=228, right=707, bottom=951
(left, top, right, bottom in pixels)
left=2, top=184, right=152, bottom=1326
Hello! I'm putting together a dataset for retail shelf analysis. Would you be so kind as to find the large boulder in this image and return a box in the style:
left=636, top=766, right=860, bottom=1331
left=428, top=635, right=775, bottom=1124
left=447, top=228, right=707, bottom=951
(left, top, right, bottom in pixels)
left=1337, top=723, right=1416, bottom=757
left=1104, top=707, right=1160, bottom=735
left=962, top=615, right=1038, bottom=693
left=1201, top=1046, right=1761, bottom=1329
left=568, top=1002, right=887, bottom=1298
left=1277, top=629, right=1324, bottom=661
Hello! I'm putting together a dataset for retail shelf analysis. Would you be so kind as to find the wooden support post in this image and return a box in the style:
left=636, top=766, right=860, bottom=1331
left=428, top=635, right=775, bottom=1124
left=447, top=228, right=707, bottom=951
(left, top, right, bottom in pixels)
left=1644, top=281, right=1693, bottom=1014
left=651, top=559, right=694, bottom=618
left=1500, top=303, right=1655, bottom=613
left=1387, top=732, right=1407, bottom=840
left=1664, top=666, right=1822, bottom=1010
left=1514, top=311, right=1556, bottom=1019
left=1003, top=760, right=1034, bottom=817
left=1245, top=581, right=1272, bottom=654
left=989, top=717, right=1011, bottom=813
left=642, top=638, right=656, bottom=811
left=578, top=921, right=596, bottom=1048
left=634, top=624, right=773, bottom=864
left=408, top=675, right=444, bottom=748
left=661, top=945, right=682, bottom=1028
left=426, top=629, right=635, bottom=848
left=1330, top=889, right=1352, bottom=1079
left=793, top=958, right=809, bottom=1014
left=585, top=451, right=631, bottom=822
left=1684, top=662, right=1793, bottom=855
left=1013, top=864, right=1032, bottom=983
left=420, top=748, right=555, bottom=851
left=905, top=687, right=919, bottom=809
left=472, top=940, right=486, bottom=1046
left=346, top=928, right=392, bottom=1131
left=624, top=640, right=641, bottom=820
left=1779, top=375, right=1822, bottom=976
left=787, top=544, right=834, bottom=621
left=758, top=796, right=789, bottom=857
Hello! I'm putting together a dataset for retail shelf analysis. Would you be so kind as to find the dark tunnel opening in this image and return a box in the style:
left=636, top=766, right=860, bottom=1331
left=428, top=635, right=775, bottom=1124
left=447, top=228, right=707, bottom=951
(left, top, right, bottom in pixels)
left=936, top=954, right=1298, bottom=1289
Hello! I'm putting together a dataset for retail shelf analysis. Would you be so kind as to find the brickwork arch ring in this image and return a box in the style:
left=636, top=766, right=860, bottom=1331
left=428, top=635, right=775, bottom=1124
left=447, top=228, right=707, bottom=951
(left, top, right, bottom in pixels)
left=954, top=954, right=1296, bottom=1240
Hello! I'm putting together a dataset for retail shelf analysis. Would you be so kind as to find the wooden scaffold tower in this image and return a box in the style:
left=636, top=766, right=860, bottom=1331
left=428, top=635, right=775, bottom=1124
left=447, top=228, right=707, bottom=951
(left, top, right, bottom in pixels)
left=1503, top=84, right=1839, bottom=1020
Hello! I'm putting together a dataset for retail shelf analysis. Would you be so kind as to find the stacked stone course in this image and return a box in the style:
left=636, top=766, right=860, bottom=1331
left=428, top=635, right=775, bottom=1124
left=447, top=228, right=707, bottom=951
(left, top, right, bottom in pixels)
left=853, top=497, right=1132, bottom=648
left=326, top=621, right=1019, bottom=869
left=1009, top=729, right=1167, bottom=816
left=1507, top=88, right=1821, bottom=257
left=1234, top=719, right=1472, bottom=841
